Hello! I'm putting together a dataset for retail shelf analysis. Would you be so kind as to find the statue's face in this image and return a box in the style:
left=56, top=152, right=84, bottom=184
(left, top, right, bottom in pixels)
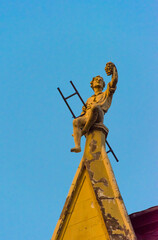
left=92, top=77, right=104, bottom=89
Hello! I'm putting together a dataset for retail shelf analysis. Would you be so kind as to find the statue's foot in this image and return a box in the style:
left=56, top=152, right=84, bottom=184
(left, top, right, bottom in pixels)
left=70, top=147, right=81, bottom=153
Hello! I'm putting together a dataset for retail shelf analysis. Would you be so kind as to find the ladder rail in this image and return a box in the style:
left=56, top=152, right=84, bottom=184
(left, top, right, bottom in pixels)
left=106, top=140, right=119, bottom=162
left=70, top=81, right=87, bottom=107
left=57, top=87, right=76, bottom=118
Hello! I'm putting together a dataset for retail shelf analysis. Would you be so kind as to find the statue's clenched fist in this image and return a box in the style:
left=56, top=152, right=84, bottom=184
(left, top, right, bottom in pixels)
left=105, top=62, right=117, bottom=76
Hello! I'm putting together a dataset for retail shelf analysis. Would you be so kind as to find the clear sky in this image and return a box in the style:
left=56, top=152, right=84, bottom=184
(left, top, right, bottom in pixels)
left=0, top=1, right=158, bottom=239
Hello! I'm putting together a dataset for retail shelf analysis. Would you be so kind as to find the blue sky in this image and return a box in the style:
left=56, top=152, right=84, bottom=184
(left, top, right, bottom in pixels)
left=0, top=1, right=158, bottom=239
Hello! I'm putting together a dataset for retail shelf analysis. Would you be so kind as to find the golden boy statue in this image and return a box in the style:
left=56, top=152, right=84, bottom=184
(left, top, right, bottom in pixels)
left=71, top=62, right=118, bottom=153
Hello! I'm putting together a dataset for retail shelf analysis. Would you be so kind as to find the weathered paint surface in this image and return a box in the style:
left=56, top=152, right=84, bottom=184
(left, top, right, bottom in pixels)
left=52, top=129, right=136, bottom=240
left=57, top=169, right=110, bottom=239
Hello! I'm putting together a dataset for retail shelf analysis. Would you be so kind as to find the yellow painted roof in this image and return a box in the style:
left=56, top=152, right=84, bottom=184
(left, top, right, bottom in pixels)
left=52, top=129, right=136, bottom=240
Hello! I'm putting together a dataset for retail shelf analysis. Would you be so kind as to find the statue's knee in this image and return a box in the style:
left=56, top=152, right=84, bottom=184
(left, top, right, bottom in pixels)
left=73, top=118, right=78, bottom=127
left=91, top=105, right=100, bottom=113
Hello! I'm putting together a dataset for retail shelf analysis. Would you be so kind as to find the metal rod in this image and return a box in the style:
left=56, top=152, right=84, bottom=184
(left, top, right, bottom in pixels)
left=65, top=92, right=77, bottom=100
left=57, top=87, right=76, bottom=118
left=106, top=140, right=119, bottom=162
left=70, top=81, right=87, bottom=107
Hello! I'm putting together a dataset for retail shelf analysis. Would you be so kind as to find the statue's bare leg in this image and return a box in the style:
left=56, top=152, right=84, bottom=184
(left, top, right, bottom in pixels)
left=71, top=116, right=86, bottom=153
left=81, top=106, right=104, bottom=136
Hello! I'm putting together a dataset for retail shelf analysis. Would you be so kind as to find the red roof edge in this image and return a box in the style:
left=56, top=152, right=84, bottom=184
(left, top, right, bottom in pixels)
left=129, top=206, right=158, bottom=240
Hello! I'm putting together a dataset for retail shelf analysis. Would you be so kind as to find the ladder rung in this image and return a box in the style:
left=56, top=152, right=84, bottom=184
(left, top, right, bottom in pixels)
left=106, top=140, right=119, bottom=162
left=107, top=150, right=111, bottom=154
left=65, top=92, right=77, bottom=100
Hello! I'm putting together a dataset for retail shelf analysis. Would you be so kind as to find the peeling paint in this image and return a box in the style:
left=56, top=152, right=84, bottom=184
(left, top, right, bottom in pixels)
left=91, top=201, right=94, bottom=208
left=89, top=139, right=97, bottom=152
left=100, top=196, right=115, bottom=201
left=85, top=132, right=135, bottom=240
left=104, top=214, right=133, bottom=240
left=97, top=177, right=108, bottom=186
left=92, top=151, right=101, bottom=160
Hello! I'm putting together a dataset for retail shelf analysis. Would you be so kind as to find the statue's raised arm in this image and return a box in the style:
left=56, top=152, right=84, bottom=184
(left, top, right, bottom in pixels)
left=71, top=62, right=118, bottom=153
left=105, top=62, right=118, bottom=94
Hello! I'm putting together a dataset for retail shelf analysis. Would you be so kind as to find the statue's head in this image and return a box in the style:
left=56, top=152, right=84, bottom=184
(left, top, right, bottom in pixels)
left=90, top=75, right=105, bottom=90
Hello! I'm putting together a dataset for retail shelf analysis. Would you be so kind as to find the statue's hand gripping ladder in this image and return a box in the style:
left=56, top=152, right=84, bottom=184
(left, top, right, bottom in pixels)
left=57, top=81, right=119, bottom=162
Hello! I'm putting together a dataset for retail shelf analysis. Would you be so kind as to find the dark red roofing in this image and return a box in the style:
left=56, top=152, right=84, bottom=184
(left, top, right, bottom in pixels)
left=129, top=206, right=158, bottom=240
